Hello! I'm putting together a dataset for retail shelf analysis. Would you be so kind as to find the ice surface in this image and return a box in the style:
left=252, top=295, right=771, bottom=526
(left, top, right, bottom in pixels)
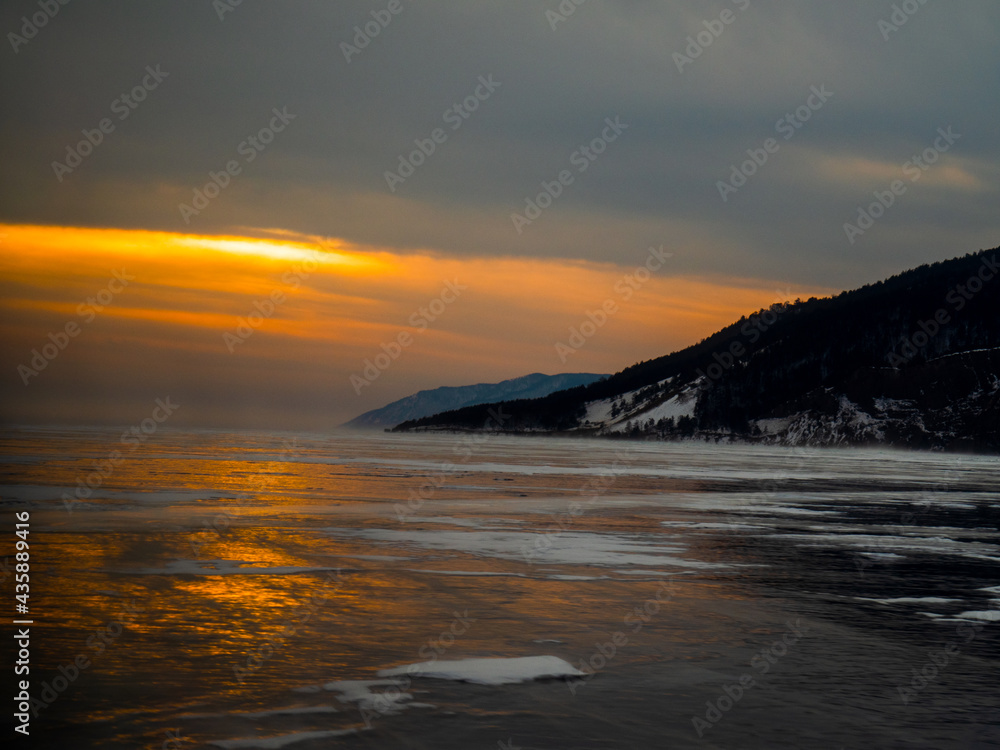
left=180, top=706, right=339, bottom=720
left=660, top=521, right=768, bottom=530
left=336, top=457, right=849, bottom=483
left=378, top=655, right=586, bottom=685
left=328, top=528, right=725, bottom=569
left=856, top=597, right=959, bottom=605
left=755, top=506, right=840, bottom=516
left=13, top=430, right=1000, bottom=750
left=209, top=729, right=358, bottom=749
left=119, top=560, right=337, bottom=576
left=772, top=533, right=999, bottom=563
left=858, top=552, right=905, bottom=560
left=236, top=706, right=339, bottom=719
left=401, top=516, right=510, bottom=528
left=407, top=569, right=527, bottom=577
left=614, top=570, right=683, bottom=576
left=955, top=610, right=1000, bottom=621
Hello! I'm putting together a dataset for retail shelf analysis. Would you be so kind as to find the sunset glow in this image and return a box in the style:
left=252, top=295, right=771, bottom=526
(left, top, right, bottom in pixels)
left=1, top=223, right=835, bottom=429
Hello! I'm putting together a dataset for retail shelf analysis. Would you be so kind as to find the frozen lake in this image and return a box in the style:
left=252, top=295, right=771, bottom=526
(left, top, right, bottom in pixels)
left=3, top=429, right=999, bottom=749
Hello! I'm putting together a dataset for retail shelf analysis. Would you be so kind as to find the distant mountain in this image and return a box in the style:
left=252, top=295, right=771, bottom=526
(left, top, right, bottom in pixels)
left=344, top=372, right=608, bottom=429
left=395, top=248, right=1000, bottom=453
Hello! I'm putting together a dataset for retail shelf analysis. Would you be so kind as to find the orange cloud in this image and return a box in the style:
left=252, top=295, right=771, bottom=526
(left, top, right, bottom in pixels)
left=0, top=224, right=836, bottom=429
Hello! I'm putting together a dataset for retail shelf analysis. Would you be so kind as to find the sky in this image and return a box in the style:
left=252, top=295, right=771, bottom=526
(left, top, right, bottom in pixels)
left=1, top=0, right=999, bottom=430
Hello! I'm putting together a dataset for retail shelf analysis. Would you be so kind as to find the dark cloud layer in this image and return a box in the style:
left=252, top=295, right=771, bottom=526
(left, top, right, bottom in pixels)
left=2, top=0, right=999, bottom=288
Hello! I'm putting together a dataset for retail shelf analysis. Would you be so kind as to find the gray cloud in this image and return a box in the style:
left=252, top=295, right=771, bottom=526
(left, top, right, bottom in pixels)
left=2, top=0, right=999, bottom=289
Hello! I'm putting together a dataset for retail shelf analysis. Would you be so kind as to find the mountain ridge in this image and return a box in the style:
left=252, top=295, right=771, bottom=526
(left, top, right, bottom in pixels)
left=393, top=247, right=1000, bottom=452
left=344, top=372, right=608, bottom=429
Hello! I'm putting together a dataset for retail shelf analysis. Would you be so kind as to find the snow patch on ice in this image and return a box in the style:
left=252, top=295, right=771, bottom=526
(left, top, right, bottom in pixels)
left=322, top=679, right=413, bottom=714
left=378, top=655, right=585, bottom=685
left=954, top=610, right=1000, bottom=622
